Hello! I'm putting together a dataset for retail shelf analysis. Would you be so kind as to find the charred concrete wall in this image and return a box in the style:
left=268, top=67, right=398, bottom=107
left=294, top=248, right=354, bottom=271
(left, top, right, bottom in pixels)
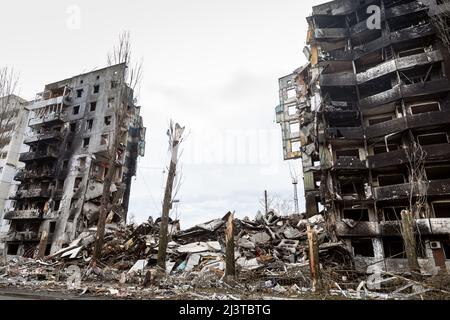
left=2, top=64, right=146, bottom=256
left=276, top=0, right=450, bottom=275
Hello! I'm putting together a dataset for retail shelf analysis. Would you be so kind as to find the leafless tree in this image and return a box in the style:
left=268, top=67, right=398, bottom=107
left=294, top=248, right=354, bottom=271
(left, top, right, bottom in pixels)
left=157, top=121, right=185, bottom=269
left=259, top=194, right=294, bottom=216
left=90, top=32, right=143, bottom=268
left=0, top=67, right=19, bottom=150
left=425, top=0, right=450, bottom=50
left=401, top=138, right=428, bottom=280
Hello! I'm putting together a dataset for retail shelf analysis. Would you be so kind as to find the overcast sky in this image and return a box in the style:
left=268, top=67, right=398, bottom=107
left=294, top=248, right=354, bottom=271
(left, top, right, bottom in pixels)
left=0, top=0, right=324, bottom=228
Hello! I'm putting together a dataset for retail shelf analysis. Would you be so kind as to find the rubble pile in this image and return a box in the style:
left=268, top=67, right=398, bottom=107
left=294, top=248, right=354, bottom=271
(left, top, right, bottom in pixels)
left=1, top=210, right=448, bottom=300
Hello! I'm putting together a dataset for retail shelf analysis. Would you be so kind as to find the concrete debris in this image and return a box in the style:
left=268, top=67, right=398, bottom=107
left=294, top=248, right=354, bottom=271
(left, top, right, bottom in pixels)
left=1, top=210, right=448, bottom=300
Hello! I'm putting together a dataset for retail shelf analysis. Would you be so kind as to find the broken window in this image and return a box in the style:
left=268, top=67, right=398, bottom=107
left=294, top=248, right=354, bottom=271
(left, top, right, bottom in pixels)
left=76, top=89, right=83, bottom=98
left=287, top=89, right=296, bottom=99
left=93, top=85, right=100, bottom=94
left=378, top=174, right=405, bottom=186
left=49, top=221, right=56, bottom=233
left=62, top=160, right=69, bottom=171
left=45, top=244, right=52, bottom=256
left=111, top=81, right=118, bottom=89
left=343, top=209, right=369, bottom=221
left=383, top=237, right=406, bottom=259
left=432, top=202, right=450, bottom=218
left=7, top=244, right=19, bottom=255
left=398, top=47, right=425, bottom=58
left=79, top=157, right=86, bottom=169
left=90, top=102, right=97, bottom=112
left=443, top=241, right=450, bottom=259
left=351, top=239, right=375, bottom=257
left=70, top=123, right=77, bottom=133
left=383, top=207, right=407, bottom=221
left=104, top=116, right=112, bottom=126
left=418, top=133, right=448, bottom=146
left=53, top=200, right=60, bottom=211
left=73, top=105, right=80, bottom=115
left=340, top=180, right=365, bottom=195
left=87, top=119, right=94, bottom=130
left=410, top=102, right=440, bottom=115
left=65, top=141, right=72, bottom=151
left=426, top=166, right=450, bottom=180
left=101, top=134, right=109, bottom=146
left=83, top=138, right=90, bottom=148
left=74, top=177, right=82, bottom=189
left=373, top=144, right=399, bottom=154
left=288, top=105, right=297, bottom=116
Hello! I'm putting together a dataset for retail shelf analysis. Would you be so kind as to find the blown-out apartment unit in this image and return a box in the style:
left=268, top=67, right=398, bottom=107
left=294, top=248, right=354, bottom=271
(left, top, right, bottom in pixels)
left=276, top=0, right=450, bottom=274
left=2, top=64, right=146, bottom=257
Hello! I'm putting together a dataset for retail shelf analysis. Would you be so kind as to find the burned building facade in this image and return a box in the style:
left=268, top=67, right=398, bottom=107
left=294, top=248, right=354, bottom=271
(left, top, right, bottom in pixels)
left=3, top=64, right=146, bottom=257
left=276, top=0, right=450, bottom=274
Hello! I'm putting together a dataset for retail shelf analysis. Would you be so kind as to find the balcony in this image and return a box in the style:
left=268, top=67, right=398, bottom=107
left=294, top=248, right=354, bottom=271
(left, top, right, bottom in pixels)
left=28, top=112, right=67, bottom=127
left=353, top=24, right=434, bottom=60
left=6, top=231, right=40, bottom=242
left=357, top=50, right=443, bottom=85
left=326, top=127, right=364, bottom=140
left=334, top=157, right=367, bottom=170
left=19, top=149, right=58, bottom=162
left=24, top=131, right=64, bottom=145
left=359, top=79, right=450, bottom=110
left=313, top=28, right=348, bottom=40
left=365, top=110, right=450, bottom=139
left=336, top=218, right=450, bottom=237
left=13, top=188, right=52, bottom=199
left=368, top=143, right=450, bottom=169
left=320, top=72, right=356, bottom=87
left=374, top=178, right=450, bottom=201
left=14, top=169, right=56, bottom=181
left=4, top=209, right=44, bottom=220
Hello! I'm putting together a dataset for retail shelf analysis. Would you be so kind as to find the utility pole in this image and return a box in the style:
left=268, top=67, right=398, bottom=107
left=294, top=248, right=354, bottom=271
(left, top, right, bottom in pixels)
left=264, top=190, right=268, bottom=215
left=157, top=122, right=185, bottom=270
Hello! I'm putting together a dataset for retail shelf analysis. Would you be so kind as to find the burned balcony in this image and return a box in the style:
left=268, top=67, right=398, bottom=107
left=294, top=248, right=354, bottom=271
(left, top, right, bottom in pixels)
left=357, top=50, right=443, bottom=84
left=6, top=231, right=40, bottom=242
left=368, top=143, right=450, bottom=169
left=374, top=178, right=450, bottom=201
left=320, top=72, right=356, bottom=87
left=24, top=131, right=64, bottom=145
left=359, top=79, right=450, bottom=110
left=28, top=111, right=67, bottom=127
left=366, top=110, right=450, bottom=139
left=19, top=149, right=59, bottom=162
left=326, top=127, right=364, bottom=140
left=313, top=27, right=348, bottom=40
left=353, top=23, right=434, bottom=60
left=13, top=188, right=52, bottom=199
left=336, top=218, right=450, bottom=237
left=14, top=168, right=56, bottom=181
left=3, top=209, right=45, bottom=220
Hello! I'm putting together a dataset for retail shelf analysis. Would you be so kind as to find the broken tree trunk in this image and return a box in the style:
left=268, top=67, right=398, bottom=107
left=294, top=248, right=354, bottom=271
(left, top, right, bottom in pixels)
left=157, top=123, right=185, bottom=269
left=307, top=224, right=322, bottom=292
left=225, top=212, right=236, bottom=278
left=37, top=231, right=48, bottom=260
left=91, top=161, right=116, bottom=267
left=401, top=210, right=422, bottom=281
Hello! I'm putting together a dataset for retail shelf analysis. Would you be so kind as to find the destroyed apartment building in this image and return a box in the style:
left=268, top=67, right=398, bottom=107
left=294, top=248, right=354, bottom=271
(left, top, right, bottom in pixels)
left=276, top=0, right=450, bottom=275
left=0, top=64, right=146, bottom=258
left=0, top=95, right=29, bottom=246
